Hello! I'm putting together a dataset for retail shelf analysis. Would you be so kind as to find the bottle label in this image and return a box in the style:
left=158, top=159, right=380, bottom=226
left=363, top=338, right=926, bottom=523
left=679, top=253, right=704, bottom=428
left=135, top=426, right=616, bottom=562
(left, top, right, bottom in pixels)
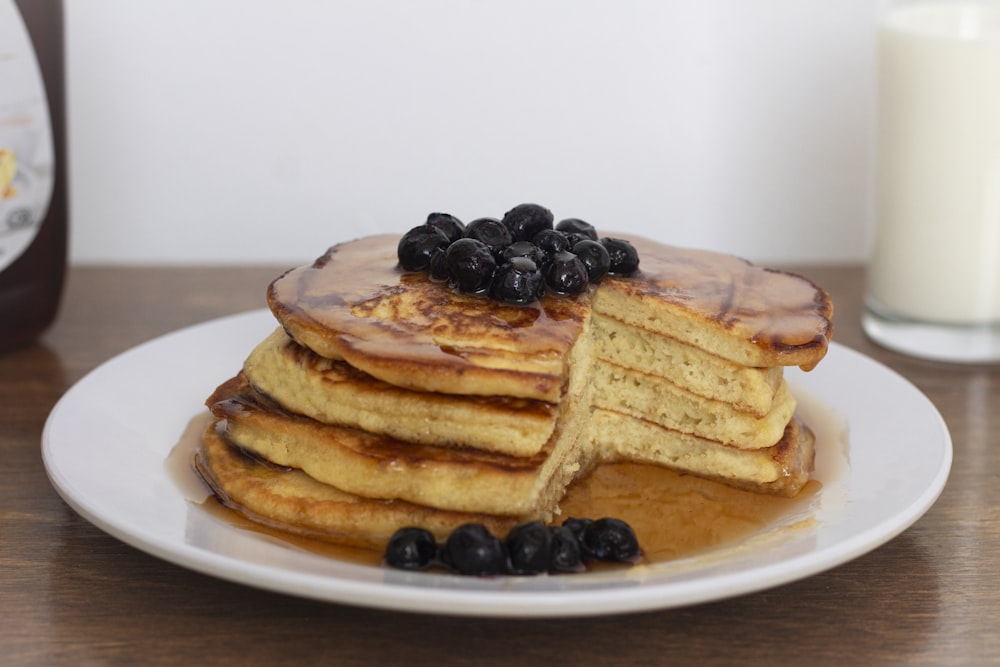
left=0, top=1, right=56, bottom=274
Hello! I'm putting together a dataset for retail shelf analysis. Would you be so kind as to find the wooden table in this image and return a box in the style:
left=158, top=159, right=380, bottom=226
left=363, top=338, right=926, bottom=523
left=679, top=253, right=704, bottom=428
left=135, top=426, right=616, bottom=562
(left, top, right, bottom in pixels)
left=2, top=264, right=997, bottom=666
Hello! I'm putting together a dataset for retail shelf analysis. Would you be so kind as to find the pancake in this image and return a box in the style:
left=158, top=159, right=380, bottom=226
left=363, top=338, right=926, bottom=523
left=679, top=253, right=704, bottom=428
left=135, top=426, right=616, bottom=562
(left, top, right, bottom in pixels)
left=591, top=236, right=833, bottom=371
left=208, top=373, right=585, bottom=516
left=243, top=317, right=796, bottom=459
left=243, top=327, right=559, bottom=457
left=194, top=421, right=520, bottom=549
left=590, top=313, right=783, bottom=417
left=590, top=362, right=797, bottom=449
left=267, top=235, right=591, bottom=402
left=591, top=409, right=815, bottom=496
left=267, top=235, right=832, bottom=404
left=194, top=411, right=813, bottom=554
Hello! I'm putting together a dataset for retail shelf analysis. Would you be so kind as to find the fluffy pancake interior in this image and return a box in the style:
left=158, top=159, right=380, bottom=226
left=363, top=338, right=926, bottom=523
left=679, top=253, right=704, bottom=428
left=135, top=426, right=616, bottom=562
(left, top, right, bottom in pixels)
left=591, top=313, right=783, bottom=417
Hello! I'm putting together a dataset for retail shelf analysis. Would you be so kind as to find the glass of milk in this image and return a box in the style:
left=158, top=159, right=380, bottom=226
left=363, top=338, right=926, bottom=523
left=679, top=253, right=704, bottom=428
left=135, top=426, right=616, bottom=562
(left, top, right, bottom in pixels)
left=864, top=0, right=1000, bottom=362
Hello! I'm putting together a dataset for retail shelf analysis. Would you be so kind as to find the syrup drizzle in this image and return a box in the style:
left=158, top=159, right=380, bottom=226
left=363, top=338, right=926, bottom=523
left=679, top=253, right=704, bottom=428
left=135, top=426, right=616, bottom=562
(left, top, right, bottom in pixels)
left=167, top=413, right=824, bottom=570
left=268, top=234, right=833, bottom=396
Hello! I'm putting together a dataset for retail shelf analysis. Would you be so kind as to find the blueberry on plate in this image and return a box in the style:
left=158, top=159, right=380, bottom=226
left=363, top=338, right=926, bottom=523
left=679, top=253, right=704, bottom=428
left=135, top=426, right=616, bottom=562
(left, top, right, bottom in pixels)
left=548, top=525, right=585, bottom=573
left=505, top=520, right=552, bottom=575
left=443, top=523, right=507, bottom=576
left=384, top=526, right=438, bottom=570
left=581, top=517, right=641, bottom=563
left=561, top=517, right=592, bottom=542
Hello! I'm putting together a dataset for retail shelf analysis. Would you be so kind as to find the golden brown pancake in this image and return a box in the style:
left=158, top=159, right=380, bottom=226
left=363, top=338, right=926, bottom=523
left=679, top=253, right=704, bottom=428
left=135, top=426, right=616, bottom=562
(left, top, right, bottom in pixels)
left=268, top=235, right=591, bottom=402
left=194, top=421, right=521, bottom=549
left=591, top=409, right=815, bottom=496
left=592, top=235, right=833, bottom=371
left=208, top=374, right=584, bottom=516
left=242, top=327, right=559, bottom=457
left=266, top=235, right=832, bottom=402
left=590, top=313, right=784, bottom=417
left=590, top=362, right=797, bottom=449
left=244, top=322, right=796, bottom=455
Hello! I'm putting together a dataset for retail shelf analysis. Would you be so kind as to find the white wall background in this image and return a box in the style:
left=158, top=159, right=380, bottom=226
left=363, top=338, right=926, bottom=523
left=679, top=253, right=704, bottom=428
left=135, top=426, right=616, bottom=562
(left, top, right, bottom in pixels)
left=65, top=0, right=877, bottom=266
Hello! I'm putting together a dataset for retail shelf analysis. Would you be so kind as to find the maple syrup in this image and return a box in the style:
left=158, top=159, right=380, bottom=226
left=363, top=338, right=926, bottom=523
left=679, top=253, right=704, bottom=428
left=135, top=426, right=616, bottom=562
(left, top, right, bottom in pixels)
left=0, top=0, right=67, bottom=352
left=168, top=413, right=822, bottom=570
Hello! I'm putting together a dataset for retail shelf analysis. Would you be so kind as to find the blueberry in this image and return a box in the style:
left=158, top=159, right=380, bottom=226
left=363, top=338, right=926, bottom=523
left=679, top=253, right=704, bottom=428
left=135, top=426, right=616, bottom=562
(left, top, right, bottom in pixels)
left=544, top=251, right=589, bottom=296
left=384, top=527, right=438, bottom=570
left=397, top=224, right=451, bottom=272
left=505, top=520, right=551, bottom=575
left=428, top=246, right=450, bottom=281
left=555, top=218, right=598, bottom=241
left=446, top=238, right=496, bottom=294
left=501, top=203, right=554, bottom=242
left=443, top=523, right=507, bottom=576
left=501, top=240, right=547, bottom=268
left=532, top=229, right=571, bottom=259
left=549, top=525, right=585, bottom=573
left=561, top=232, right=591, bottom=249
left=572, top=239, right=611, bottom=283
left=561, top=517, right=592, bottom=542
left=581, top=518, right=641, bottom=563
left=601, top=237, right=640, bottom=275
left=464, top=217, right=513, bottom=260
left=425, top=212, right=466, bottom=243
left=492, top=257, right=545, bottom=304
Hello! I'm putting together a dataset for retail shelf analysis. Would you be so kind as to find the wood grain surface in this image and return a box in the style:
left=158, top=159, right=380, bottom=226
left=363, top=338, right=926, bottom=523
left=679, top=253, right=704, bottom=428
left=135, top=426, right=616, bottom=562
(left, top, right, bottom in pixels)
left=2, top=264, right=997, bottom=666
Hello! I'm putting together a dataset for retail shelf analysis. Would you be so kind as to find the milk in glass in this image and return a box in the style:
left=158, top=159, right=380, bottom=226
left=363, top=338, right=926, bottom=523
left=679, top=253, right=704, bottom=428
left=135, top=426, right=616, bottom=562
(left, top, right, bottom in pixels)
left=868, top=1, right=1000, bottom=324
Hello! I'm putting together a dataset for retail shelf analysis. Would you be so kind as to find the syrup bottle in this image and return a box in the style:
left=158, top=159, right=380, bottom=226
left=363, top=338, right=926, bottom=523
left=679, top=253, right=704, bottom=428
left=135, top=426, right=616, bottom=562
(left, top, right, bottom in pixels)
left=0, top=0, right=67, bottom=352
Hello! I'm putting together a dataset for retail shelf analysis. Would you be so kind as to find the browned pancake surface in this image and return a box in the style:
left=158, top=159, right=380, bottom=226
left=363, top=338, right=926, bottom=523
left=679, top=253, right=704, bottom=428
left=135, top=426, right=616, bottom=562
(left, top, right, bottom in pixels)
left=595, top=235, right=834, bottom=369
left=208, top=373, right=583, bottom=515
left=268, top=234, right=590, bottom=402
left=268, top=235, right=833, bottom=403
left=194, top=421, right=520, bottom=549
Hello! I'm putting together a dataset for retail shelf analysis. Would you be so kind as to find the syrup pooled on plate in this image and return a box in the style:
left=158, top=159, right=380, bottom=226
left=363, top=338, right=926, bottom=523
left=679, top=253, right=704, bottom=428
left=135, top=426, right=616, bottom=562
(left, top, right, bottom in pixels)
left=168, top=415, right=820, bottom=571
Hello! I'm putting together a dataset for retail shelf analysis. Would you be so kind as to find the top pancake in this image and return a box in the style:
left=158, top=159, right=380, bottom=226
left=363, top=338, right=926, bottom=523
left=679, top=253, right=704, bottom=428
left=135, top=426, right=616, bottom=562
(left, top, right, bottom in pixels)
left=269, top=235, right=590, bottom=402
left=268, top=234, right=833, bottom=402
left=593, top=234, right=834, bottom=371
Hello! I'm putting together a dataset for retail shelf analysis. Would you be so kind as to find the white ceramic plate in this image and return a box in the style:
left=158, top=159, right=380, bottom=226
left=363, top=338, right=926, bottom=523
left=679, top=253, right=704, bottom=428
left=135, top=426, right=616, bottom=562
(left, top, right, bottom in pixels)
left=42, top=310, right=952, bottom=617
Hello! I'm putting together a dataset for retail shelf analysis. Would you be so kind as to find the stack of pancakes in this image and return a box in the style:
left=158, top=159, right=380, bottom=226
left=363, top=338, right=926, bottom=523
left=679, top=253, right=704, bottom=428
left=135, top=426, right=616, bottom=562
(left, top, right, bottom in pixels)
left=194, top=234, right=833, bottom=549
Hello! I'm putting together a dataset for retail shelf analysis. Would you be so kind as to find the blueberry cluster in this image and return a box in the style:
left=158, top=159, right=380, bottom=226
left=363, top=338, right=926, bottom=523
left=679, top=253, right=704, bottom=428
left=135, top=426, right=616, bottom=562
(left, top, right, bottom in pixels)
left=396, top=203, right=640, bottom=305
left=383, top=517, right=641, bottom=576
